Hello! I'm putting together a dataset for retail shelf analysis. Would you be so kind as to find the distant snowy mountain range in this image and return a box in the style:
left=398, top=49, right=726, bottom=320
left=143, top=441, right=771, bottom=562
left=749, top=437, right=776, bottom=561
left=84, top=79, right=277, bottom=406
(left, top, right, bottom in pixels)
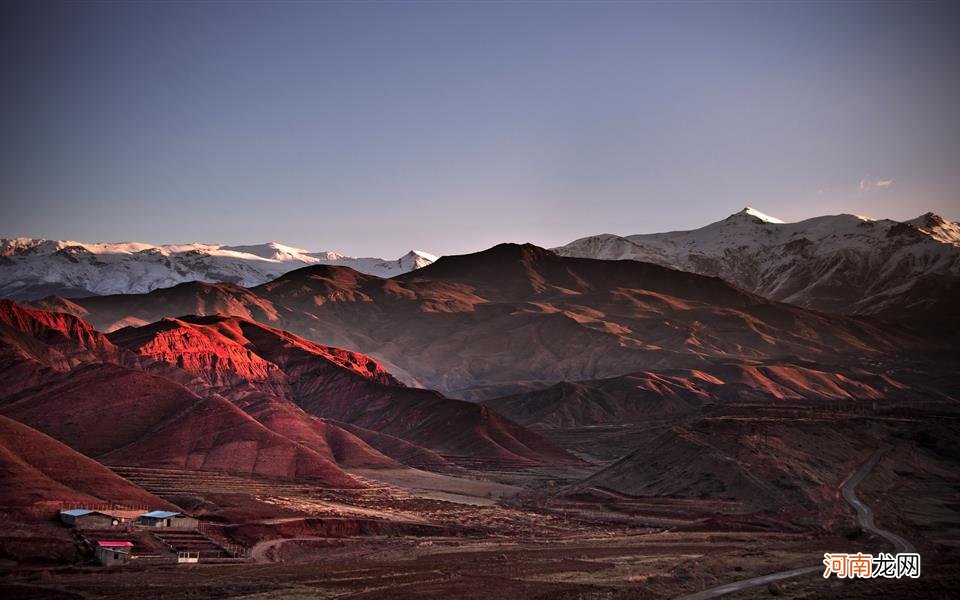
left=4, top=208, right=958, bottom=318
left=0, top=239, right=437, bottom=300
left=555, top=208, right=960, bottom=317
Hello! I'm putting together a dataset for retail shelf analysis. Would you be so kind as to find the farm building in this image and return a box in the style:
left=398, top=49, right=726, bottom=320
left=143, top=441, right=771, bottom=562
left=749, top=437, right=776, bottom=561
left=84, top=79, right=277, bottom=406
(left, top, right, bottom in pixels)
left=95, top=541, right=133, bottom=566
left=60, top=509, right=120, bottom=528
left=136, top=510, right=198, bottom=529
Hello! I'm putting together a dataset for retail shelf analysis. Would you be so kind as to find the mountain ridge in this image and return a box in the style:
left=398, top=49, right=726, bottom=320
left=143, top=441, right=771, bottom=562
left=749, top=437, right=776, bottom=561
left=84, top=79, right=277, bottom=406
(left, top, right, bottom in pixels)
left=28, top=243, right=932, bottom=401
left=554, top=209, right=960, bottom=317
left=0, top=301, right=578, bottom=472
left=0, top=238, right=437, bottom=300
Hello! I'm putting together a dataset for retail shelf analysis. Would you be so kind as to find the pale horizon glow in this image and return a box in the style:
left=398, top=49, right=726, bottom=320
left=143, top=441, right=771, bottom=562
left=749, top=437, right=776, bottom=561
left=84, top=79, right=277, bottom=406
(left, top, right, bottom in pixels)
left=1, top=1, right=958, bottom=258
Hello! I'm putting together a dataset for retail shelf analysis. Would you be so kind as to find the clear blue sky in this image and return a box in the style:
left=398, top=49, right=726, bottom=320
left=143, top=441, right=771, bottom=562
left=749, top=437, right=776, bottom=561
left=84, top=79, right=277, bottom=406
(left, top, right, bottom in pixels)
left=1, top=1, right=958, bottom=257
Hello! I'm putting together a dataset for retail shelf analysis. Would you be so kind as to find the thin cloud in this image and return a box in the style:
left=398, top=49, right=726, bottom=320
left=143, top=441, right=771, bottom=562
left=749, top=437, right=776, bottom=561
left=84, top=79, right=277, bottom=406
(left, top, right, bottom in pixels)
left=859, top=177, right=894, bottom=192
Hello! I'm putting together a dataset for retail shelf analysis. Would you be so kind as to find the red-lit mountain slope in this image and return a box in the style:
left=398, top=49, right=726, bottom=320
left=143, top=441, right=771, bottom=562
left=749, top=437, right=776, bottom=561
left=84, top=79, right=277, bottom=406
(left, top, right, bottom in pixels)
left=106, top=315, right=578, bottom=466
left=36, top=244, right=926, bottom=401
left=0, top=363, right=363, bottom=487
left=0, top=414, right=172, bottom=511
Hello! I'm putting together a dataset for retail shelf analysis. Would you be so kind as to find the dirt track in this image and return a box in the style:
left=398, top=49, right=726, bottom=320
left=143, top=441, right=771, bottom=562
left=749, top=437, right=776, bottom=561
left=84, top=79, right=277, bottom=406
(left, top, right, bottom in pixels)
left=250, top=536, right=328, bottom=562
left=841, top=445, right=916, bottom=554
left=680, top=445, right=915, bottom=599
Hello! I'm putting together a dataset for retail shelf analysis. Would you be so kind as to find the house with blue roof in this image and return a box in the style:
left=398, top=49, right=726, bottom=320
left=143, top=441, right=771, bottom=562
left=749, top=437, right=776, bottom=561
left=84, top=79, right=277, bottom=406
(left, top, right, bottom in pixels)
left=59, top=509, right=120, bottom=528
left=136, top=510, right=198, bottom=529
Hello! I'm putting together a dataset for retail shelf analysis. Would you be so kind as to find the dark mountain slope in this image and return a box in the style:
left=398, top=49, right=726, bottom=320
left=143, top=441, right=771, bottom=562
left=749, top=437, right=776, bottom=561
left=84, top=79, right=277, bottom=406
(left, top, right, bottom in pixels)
left=0, top=415, right=173, bottom=510
left=31, top=244, right=927, bottom=400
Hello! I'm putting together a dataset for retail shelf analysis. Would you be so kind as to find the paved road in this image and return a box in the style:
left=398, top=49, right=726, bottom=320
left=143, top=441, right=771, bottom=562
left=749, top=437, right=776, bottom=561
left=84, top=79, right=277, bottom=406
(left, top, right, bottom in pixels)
left=679, top=445, right=912, bottom=599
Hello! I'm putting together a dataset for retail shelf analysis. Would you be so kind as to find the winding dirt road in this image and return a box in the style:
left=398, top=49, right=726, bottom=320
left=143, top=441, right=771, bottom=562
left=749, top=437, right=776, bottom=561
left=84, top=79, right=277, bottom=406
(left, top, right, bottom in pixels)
left=680, top=445, right=913, bottom=599
left=840, top=445, right=915, bottom=554
left=251, top=536, right=328, bottom=562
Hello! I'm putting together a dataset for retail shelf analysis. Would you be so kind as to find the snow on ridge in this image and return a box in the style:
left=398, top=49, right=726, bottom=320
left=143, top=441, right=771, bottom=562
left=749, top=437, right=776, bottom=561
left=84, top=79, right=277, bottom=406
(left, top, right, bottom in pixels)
left=553, top=208, right=960, bottom=315
left=222, top=242, right=315, bottom=261
left=741, top=207, right=784, bottom=224
left=407, top=250, right=440, bottom=262
left=0, top=237, right=438, bottom=300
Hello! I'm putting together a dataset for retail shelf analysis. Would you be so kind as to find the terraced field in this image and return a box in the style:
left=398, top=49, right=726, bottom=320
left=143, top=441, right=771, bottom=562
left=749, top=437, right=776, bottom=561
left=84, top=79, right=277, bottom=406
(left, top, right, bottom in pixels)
left=153, top=530, right=237, bottom=559
left=109, top=466, right=479, bottom=526
left=110, top=466, right=364, bottom=498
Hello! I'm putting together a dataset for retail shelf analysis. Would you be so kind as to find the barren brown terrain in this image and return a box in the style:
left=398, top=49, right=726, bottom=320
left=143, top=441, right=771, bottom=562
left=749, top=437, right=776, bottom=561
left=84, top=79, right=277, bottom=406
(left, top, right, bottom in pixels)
left=2, top=248, right=958, bottom=599
left=3, top=442, right=959, bottom=599
left=31, top=245, right=928, bottom=400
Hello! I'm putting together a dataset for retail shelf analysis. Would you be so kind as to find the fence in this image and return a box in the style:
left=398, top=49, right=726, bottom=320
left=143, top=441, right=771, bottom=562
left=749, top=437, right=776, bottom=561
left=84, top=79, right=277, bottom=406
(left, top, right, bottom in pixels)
left=17, top=501, right=155, bottom=519
left=57, top=501, right=153, bottom=513
left=198, top=520, right=250, bottom=558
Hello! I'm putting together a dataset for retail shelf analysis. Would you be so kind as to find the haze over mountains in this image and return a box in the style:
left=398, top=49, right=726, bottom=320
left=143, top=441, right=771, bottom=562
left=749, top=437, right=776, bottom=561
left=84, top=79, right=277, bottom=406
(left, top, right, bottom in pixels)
left=556, top=208, right=960, bottom=318
left=0, top=238, right=437, bottom=300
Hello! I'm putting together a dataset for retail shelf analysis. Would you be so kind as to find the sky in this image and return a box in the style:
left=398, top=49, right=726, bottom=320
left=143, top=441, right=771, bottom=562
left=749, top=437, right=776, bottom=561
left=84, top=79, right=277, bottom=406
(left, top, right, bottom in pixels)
left=1, top=1, right=959, bottom=258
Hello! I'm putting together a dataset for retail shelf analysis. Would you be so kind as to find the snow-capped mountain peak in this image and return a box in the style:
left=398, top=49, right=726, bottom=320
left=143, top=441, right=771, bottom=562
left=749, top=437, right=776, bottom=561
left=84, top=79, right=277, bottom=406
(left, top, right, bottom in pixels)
left=904, top=212, right=960, bottom=246
left=399, top=250, right=440, bottom=269
left=221, top=242, right=315, bottom=261
left=555, top=208, right=960, bottom=316
left=733, top=207, right=785, bottom=224
left=407, top=249, right=440, bottom=261
left=0, top=239, right=438, bottom=300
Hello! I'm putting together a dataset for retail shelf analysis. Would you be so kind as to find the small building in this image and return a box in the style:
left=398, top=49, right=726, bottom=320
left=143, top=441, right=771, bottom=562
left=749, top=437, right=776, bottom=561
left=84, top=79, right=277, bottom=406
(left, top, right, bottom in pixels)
left=136, top=510, right=198, bottom=529
left=60, top=509, right=120, bottom=528
left=95, top=541, right=133, bottom=566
